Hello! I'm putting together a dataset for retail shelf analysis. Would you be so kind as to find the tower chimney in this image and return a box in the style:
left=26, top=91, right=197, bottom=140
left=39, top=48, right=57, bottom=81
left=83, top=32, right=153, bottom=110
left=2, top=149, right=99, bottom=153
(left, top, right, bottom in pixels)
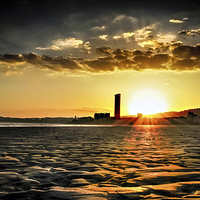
left=115, top=93, right=121, bottom=119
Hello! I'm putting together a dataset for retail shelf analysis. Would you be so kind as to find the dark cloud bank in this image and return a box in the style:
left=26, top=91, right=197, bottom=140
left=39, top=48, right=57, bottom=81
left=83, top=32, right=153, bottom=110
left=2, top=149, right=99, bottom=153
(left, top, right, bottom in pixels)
left=1, top=43, right=200, bottom=74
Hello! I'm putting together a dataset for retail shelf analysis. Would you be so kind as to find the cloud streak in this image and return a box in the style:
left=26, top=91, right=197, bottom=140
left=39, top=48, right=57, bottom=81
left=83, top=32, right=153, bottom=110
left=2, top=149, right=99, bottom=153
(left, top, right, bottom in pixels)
left=91, top=26, right=106, bottom=31
left=36, top=38, right=83, bottom=51
left=169, top=19, right=184, bottom=23
left=179, top=29, right=200, bottom=36
left=2, top=43, right=200, bottom=74
left=0, top=52, right=82, bottom=74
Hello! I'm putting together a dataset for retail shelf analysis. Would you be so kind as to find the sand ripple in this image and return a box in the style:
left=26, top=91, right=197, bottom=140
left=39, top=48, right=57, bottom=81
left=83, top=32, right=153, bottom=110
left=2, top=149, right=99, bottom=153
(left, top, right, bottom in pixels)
left=0, top=125, right=200, bottom=199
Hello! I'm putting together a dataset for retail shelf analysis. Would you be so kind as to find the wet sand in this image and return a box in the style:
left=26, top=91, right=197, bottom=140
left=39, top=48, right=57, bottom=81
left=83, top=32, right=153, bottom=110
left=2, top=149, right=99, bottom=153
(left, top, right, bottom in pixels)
left=0, top=125, right=200, bottom=199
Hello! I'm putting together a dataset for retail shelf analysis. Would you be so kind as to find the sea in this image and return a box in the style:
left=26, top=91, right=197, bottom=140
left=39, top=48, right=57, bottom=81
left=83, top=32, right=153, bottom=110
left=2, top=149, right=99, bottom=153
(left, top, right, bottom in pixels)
left=0, top=123, right=200, bottom=199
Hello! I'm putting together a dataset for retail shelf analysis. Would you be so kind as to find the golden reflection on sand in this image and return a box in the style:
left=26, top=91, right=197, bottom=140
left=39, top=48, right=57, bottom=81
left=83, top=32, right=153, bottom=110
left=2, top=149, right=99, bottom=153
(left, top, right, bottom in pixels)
left=1, top=126, right=200, bottom=199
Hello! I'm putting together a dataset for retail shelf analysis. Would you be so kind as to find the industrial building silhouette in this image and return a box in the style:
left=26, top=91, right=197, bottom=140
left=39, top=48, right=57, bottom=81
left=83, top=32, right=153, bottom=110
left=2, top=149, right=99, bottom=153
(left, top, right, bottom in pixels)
left=115, top=93, right=121, bottom=119
left=94, top=93, right=121, bottom=120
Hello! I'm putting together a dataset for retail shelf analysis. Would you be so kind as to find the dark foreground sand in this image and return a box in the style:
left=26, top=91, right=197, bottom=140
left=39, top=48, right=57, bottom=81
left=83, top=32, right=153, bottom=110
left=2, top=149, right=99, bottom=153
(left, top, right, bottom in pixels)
left=0, top=124, right=200, bottom=199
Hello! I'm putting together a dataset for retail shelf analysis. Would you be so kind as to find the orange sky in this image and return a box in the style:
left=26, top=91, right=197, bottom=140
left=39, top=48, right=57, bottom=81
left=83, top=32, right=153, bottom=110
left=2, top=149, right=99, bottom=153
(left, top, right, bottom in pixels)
left=1, top=68, right=200, bottom=118
left=1, top=1, right=200, bottom=118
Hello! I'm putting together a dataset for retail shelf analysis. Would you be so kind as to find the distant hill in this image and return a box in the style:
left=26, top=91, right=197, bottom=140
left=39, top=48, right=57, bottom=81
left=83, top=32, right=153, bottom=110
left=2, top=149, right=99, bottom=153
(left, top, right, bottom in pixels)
left=153, top=108, right=200, bottom=118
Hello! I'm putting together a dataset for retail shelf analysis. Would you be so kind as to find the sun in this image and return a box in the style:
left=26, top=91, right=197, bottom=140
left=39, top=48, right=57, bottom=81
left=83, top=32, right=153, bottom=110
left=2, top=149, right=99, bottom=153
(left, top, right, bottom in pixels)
left=128, top=88, right=168, bottom=115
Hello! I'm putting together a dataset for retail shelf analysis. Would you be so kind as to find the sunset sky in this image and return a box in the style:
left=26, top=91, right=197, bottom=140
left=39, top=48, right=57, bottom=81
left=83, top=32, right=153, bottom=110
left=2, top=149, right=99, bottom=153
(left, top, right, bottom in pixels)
left=1, top=0, right=200, bottom=117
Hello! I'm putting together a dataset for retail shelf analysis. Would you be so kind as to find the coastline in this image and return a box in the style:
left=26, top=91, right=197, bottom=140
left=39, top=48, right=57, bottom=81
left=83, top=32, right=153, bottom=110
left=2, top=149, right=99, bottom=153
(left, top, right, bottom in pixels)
left=0, top=116, right=200, bottom=126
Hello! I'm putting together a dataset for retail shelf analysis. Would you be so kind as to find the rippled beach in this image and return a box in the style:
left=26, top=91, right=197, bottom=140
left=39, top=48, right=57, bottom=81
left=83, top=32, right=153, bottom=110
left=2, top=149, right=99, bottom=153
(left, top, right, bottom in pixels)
left=1, top=124, right=200, bottom=199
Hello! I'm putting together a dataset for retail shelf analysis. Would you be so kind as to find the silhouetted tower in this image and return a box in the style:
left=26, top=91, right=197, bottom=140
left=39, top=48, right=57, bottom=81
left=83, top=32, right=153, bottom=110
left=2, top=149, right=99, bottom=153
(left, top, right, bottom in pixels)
left=115, top=93, right=121, bottom=119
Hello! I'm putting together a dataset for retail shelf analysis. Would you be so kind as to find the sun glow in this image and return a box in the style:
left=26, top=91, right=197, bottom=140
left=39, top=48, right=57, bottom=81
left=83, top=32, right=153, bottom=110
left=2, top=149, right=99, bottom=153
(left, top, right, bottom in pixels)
left=128, top=88, right=168, bottom=115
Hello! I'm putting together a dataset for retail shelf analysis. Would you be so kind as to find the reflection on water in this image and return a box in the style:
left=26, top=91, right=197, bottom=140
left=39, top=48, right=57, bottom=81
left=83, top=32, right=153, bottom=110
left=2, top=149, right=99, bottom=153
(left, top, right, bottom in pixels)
left=0, top=125, right=200, bottom=199
left=0, top=122, right=113, bottom=127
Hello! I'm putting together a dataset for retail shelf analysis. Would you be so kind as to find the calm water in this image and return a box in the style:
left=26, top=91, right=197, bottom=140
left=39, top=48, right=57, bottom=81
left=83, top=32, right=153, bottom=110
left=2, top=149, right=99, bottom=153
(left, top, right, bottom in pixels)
left=0, top=124, right=200, bottom=199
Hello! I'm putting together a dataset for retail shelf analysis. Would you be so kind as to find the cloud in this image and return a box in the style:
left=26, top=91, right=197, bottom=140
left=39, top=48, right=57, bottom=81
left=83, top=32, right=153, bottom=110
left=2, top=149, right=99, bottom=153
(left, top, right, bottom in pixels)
left=84, top=41, right=92, bottom=52
left=79, top=41, right=92, bottom=54
left=113, top=35, right=122, bottom=40
left=36, top=37, right=83, bottom=51
left=111, top=23, right=176, bottom=50
left=169, top=17, right=188, bottom=24
left=0, top=53, right=26, bottom=74
left=0, top=52, right=82, bottom=73
left=172, top=44, right=200, bottom=58
left=170, top=59, right=199, bottom=71
left=113, top=32, right=135, bottom=42
left=84, top=47, right=170, bottom=72
left=169, top=19, right=184, bottom=23
left=179, top=29, right=200, bottom=36
left=113, top=14, right=126, bottom=23
left=51, top=38, right=83, bottom=48
left=96, top=46, right=113, bottom=55
left=134, top=24, right=157, bottom=42
left=91, top=44, right=200, bottom=72
left=112, top=14, right=138, bottom=24
left=129, top=23, right=160, bottom=48
left=36, top=46, right=60, bottom=51
left=99, top=35, right=108, bottom=40
left=157, top=34, right=177, bottom=43
left=127, top=16, right=138, bottom=23
left=0, top=63, right=23, bottom=75
left=2, top=44, right=200, bottom=75
left=191, top=29, right=200, bottom=34
left=0, top=53, right=24, bottom=63
left=133, top=24, right=177, bottom=50
left=91, top=26, right=106, bottom=31
left=122, top=32, right=135, bottom=42
left=91, top=35, right=109, bottom=41
left=84, top=56, right=118, bottom=72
